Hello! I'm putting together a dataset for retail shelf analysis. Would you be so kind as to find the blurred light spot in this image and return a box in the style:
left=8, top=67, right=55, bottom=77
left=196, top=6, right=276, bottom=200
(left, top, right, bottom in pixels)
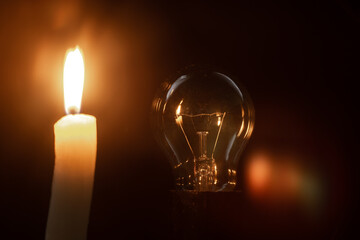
left=247, top=154, right=271, bottom=196
left=300, top=171, right=323, bottom=216
left=246, top=149, right=325, bottom=218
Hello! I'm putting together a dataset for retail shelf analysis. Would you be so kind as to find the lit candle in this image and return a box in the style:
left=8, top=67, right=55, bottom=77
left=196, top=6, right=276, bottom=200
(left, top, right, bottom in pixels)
left=46, top=47, right=97, bottom=240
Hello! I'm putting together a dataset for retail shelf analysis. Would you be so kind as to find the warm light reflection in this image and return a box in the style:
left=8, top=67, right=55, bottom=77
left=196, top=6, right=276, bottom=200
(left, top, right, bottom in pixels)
left=237, top=121, right=244, bottom=137
left=63, top=46, right=85, bottom=114
left=152, top=98, right=162, bottom=112
left=214, top=164, right=218, bottom=184
left=244, top=121, right=254, bottom=139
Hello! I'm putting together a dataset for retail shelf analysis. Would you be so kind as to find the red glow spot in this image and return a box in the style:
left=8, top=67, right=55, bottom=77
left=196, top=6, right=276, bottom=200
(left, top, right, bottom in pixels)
left=248, top=155, right=271, bottom=196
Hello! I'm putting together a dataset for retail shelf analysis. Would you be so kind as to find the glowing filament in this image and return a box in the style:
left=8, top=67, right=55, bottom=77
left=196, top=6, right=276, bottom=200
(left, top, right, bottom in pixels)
left=176, top=105, right=181, bottom=116
left=217, top=116, right=221, bottom=126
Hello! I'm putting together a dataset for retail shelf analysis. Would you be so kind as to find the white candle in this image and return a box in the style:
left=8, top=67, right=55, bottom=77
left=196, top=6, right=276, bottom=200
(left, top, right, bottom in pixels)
left=46, top=47, right=97, bottom=240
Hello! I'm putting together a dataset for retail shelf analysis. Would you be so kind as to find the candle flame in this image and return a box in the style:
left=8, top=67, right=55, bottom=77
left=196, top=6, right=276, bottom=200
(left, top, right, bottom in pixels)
left=63, top=47, right=84, bottom=114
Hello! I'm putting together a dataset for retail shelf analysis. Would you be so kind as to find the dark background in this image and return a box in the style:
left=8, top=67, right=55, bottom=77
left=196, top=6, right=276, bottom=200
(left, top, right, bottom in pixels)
left=0, top=0, right=358, bottom=239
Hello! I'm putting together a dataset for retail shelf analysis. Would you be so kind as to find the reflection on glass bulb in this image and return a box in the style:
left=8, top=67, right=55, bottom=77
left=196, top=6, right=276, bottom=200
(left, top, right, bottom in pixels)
left=152, top=69, right=255, bottom=191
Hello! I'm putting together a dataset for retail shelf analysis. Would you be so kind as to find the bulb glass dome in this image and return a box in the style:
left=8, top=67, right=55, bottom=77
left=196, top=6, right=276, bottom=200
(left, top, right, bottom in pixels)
left=152, top=70, right=254, bottom=191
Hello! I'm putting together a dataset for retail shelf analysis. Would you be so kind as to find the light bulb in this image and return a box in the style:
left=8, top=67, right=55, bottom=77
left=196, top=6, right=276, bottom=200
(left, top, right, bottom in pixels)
left=152, top=69, right=255, bottom=191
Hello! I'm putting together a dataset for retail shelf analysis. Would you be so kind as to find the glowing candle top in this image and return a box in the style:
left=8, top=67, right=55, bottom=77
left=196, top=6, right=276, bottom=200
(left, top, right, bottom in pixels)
left=63, top=47, right=85, bottom=114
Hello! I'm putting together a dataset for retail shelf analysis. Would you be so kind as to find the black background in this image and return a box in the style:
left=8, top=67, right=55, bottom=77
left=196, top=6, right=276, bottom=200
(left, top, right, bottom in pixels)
left=0, top=0, right=358, bottom=239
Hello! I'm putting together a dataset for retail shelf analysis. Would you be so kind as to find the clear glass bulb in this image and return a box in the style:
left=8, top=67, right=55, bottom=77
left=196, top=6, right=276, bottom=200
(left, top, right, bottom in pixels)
left=152, top=69, right=255, bottom=191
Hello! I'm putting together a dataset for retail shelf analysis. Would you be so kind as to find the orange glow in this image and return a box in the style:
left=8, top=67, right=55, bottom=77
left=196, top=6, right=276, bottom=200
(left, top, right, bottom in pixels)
left=248, top=155, right=271, bottom=195
left=63, top=47, right=85, bottom=114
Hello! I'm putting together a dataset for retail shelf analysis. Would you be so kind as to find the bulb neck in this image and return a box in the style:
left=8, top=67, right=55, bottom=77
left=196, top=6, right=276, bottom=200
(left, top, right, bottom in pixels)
left=194, top=156, right=216, bottom=191
left=194, top=131, right=216, bottom=191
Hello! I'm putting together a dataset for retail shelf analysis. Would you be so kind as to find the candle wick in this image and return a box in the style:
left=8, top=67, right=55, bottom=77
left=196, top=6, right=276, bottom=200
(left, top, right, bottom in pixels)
left=67, top=106, right=79, bottom=115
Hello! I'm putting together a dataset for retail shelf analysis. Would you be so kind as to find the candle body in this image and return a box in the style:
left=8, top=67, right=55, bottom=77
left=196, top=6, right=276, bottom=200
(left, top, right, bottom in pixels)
left=46, top=114, right=97, bottom=240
